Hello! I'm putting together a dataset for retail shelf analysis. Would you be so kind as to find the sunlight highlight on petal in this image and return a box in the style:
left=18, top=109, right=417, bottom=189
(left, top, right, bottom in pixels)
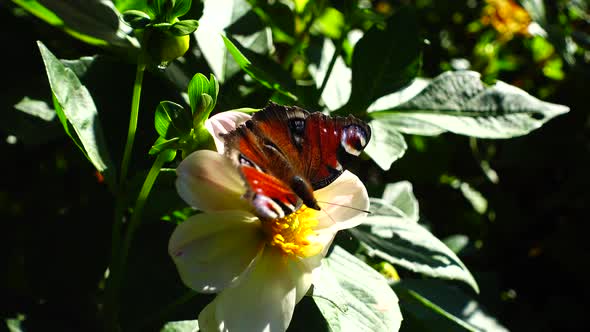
left=169, top=211, right=264, bottom=293
left=176, top=150, right=250, bottom=212
left=207, top=248, right=297, bottom=332
left=314, top=170, right=370, bottom=230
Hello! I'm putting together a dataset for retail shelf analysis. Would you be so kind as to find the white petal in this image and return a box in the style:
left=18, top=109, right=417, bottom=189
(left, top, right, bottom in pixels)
left=287, top=257, right=319, bottom=303
left=200, top=247, right=298, bottom=332
left=205, top=111, right=251, bottom=153
left=176, top=150, right=250, bottom=212
left=169, top=211, right=264, bottom=293
left=314, top=170, right=370, bottom=230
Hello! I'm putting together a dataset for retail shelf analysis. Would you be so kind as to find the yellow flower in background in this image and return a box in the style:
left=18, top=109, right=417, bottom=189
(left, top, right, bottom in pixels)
left=481, top=0, right=532, bottom=41
left=169, top=112, right=370, bottom=331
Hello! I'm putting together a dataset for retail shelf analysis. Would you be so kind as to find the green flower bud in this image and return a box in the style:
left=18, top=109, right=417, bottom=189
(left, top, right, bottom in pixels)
left=146, top=29, right=190, bottom=66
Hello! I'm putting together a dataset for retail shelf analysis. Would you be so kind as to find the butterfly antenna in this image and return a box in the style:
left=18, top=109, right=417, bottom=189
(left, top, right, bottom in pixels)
left=321, top=207, right=337, bottom=225
left=316, top=200, right=372, bottom=214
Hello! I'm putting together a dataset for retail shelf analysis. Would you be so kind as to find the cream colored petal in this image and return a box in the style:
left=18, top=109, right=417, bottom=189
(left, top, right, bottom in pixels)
left=201, top=247, right=298, bottom=332
left=176, top=150, right=250, bottom=212
left=169, top=211, right=264, bottom=293
left=205, top=111, right=251, bottom=153
left=287, top=256, right=319, bottom=304
left=314, top=170, right=370, bottom=230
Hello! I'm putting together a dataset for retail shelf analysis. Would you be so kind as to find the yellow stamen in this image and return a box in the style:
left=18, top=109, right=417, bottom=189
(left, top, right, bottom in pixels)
left=261, top=206, right=322, bottom=257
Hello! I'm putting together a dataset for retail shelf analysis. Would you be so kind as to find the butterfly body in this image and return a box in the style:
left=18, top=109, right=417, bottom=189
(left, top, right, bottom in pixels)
left=222, top=103, right=371, bottom=220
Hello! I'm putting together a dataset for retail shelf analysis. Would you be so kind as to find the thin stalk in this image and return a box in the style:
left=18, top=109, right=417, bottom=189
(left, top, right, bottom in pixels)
left=104, top=153, right=168, bottom=331
left=317, top=35, right=344, bottom=102
left=282, top=11, right=317, bottom=70
left=120, top=60, right=146, bottom=185
left=119, top=152, right=169, bottom=267
left=104, top=41, right=149, bottom=330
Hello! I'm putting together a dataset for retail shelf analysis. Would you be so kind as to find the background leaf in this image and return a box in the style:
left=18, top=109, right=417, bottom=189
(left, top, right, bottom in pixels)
left=195, top=0, right=272, bottom=82
left=369, top=71, right=569, bottom=138
left=222, top=35, right=297, bottom=100
left=343, top=6, right=422, bottom=114
left=350, top=215, right=479, bottom=293
left=35, top=0, right=138, bottom=48
left=393, top=279, right=509, bottom=332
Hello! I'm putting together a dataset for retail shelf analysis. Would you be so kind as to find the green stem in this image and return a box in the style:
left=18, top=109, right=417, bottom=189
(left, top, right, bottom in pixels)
left=104, top=153, right=168, bottom=331
left=119, top=152, right=169, bottom=267
left=282, top=11, right=317, bottom=70
left=104, top=49, right=148, bottom=331
left=120, top=61, right=146, bottom=185
left=317, top=35, right=345, bottom=103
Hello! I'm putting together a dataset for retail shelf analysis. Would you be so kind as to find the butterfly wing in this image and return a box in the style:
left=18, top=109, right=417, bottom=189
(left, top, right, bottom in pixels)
left=251, top=103, right=371, bottom=190
left=223, top=102, right=371, bottom=219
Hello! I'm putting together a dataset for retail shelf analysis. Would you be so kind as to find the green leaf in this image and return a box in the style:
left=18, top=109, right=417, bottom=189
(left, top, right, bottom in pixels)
left=195, top=0, right=272, bottom=82
left=370, top=71, right=569, bottom=138
left=37, top=41, right=115, bottom=188
left=170, top=0, right=192, bottom=18
left=149, top=137, right=180, bottom=155
left=187, top=73, right=210, bottom=114
left=122, top=9, right=152, bottom=29
left=344, top=6, right=422, bottom=113
left=160, top=320, right=199, bottom=332
left=169, top=19, right=199, bottom=36
left=350, top=216, right=480, bottom=293
left=313, top=246, right=403, bottom=332
left=154, top=101, right=192, bottom=139
left=30, top=0, right=138, bottom=48
left=193, top=94, right=214, bottom=125
left=363, top=118, right=407, bottom=171
left=207, top=74, right=219, bottom=110
left=393, top=279, right=509, bottom=332
left=222, top=35, right=297, bottom=100
left=114, top=0, right=149, bottom=12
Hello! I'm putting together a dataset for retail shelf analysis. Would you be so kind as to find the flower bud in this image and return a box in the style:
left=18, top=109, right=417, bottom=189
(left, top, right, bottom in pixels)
left=146, top=29, right=190, bottom=66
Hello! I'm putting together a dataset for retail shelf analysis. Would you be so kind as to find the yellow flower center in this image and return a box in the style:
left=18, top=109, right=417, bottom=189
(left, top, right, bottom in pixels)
left=261, top=206, right=322, bottom=258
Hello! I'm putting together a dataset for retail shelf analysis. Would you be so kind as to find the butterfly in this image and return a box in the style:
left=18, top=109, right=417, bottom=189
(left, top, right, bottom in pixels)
left=222, top=102, right=371, bottom=220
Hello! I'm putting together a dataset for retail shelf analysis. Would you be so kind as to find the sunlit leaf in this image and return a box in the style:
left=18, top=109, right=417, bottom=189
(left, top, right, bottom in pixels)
left=14, top=97, right=56, bottom=122
left=350, top=216, right=479, bottom=293
left=187, top=73, right=211, bottom=114
left=38, top=41, right=115, bottom=188
left=160, top=320, right=199, bottom=332
left=32, top=0, right=138, bottom=48
left=222, top=35, right=297, bottom=100
left=195, top=0, right=272, bottom=82
left=308, top=38, right=351, bottom=111
left=381, top=181, right=420, bottom=222
left=313, top=246, right=403, bottom=332
left=169, top=19, right=199, bottom=36
left=369, top=71, right=569, bottom=138
left=122, top=9, right=151, bottom=29
left=154, top=101, right=192, bottom=139
left=363, top=118, right=407, bottom=171
left=150, top=136, right=180, bottom=155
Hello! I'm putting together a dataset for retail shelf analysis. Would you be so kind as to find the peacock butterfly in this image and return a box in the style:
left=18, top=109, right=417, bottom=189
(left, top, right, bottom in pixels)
left=222, top=102, right=371, bottom=220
